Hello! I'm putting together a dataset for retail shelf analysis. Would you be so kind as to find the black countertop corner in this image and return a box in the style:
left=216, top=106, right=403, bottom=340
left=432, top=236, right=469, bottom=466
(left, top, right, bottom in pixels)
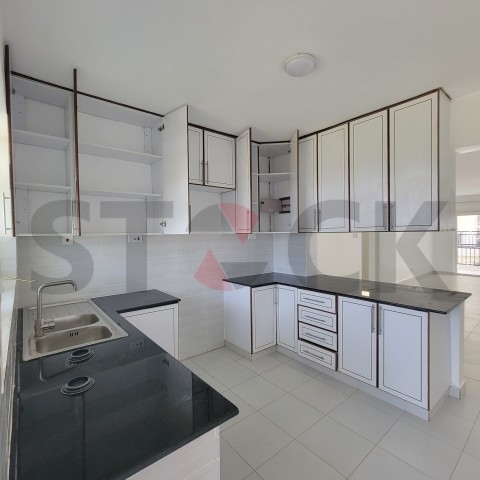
left=223, top=273, right=471, bottom=314
left=14, top=289, right=238, bottom=480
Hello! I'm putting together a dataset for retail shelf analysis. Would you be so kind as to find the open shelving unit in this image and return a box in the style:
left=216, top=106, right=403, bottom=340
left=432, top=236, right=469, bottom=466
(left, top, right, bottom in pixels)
left=10, top=75, right=75, bottom=235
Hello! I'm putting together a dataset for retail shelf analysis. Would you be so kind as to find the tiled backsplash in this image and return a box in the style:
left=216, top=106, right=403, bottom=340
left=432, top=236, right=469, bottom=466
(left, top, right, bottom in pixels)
left=16, top=233, right=275, bottom=359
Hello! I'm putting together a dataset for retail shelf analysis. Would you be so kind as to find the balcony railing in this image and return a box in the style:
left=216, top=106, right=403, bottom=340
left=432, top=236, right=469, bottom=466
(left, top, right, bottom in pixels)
left=457, top=231, right=480, bottom=266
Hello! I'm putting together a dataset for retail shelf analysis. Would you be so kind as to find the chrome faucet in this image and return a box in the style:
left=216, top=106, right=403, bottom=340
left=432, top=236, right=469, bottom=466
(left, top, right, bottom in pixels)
left=36, top=280, right=78, bottom=337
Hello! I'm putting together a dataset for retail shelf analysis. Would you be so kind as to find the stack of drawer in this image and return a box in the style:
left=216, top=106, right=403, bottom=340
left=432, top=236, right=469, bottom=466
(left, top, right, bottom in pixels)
left=297, top=289, right=337, bottom=370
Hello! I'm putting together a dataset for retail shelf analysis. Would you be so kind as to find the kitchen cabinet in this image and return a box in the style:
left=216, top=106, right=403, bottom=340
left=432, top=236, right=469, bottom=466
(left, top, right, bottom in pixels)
left=338, top=297, right=377, bottom=386
left=318, top=123, right=349, bottom=232
left=188, top=125, right=203, bottom=185
left=76, top=82, right=189, bottom=235
left=349, top=110, right=388, bottom=231
left=276, top=285, right=297, bottom=351
left=252, top=285, right=277, bottom=353
left=204, top=130, right=235, bottom=189
left=121, top=303, right=179, bottom=359
left=235, top=128, right=252, bottom=233
left=378, top=304, right=428, bottom=408
left=7, top=71, right=76, bottom=235
left=298, top=134, right=317, bottom=232
left=389, top=92, right=438, bottom=231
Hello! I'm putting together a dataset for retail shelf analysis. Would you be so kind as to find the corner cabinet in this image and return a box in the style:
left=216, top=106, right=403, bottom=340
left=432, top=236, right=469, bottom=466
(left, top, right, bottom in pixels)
left=298, top=134, right=317, bottom=232
left=276, top=285, right=297, bottom=351
left=252, top=285, right=277, bottom=353
left=121, top=303, right=179, bottom=359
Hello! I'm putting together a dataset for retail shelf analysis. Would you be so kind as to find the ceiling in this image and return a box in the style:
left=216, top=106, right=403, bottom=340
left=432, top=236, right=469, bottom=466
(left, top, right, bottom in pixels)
left=3, top=0, right=480, bottom=141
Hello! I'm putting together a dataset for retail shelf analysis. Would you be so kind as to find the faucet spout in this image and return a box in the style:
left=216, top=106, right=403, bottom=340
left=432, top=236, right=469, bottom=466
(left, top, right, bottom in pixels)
left=36, top=280, right=78, bottom=337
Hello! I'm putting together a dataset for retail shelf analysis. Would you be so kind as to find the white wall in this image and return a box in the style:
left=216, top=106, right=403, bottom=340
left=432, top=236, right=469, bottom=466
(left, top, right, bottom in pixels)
left=16, top=233, right=273, bottom=359
left=451, top=90, right=480, bottom=151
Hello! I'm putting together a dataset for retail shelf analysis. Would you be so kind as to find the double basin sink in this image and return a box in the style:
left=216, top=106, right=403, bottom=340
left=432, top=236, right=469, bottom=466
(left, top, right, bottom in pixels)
left=23, top=300, right=128, bottom=361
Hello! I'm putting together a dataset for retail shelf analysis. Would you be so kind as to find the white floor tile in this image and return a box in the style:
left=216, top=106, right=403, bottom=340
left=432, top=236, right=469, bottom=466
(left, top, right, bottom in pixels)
left=194, top=370, right=228, bottom=393
left=220, top=438, right=254, bottom=480
left=266, top=352, right=291, bottom=363
left=291, top=378, right=349, bottom=414
left=399, top=410, right=473, bottom=450
left=181, top=358, right=206, bottom=376
left=244, top=473, right=263, bottom=480
left=221, top=413, right=293, bottom=469
left=297, top=416, right=374, bottom=477
left=286, top=359, right=321, bottom=377
left=190, top=348, right=236, bottom=372
left=231, top=376, right=286, bottom=410
left=329, top=396, right=397, bottom=443
left=210, top=362, right=257, bottom=389
left=349, top=447, right=432, bottom=480
left=217, top=346, right=243, bottom=361
left=261, top=364, right=312, bottom=392
left=238, top=356, right=284, bottom=375
left=315, top=373, right=359, bottom=396
left=259, top=394, right=324, bottom=438
left=440, top=395, right=480, bottom=423
left=466, top=378, right=480, bottom=401
left=351, top=390, right=404, bottom=418
left=257, top=441, right=344, bottom=480
left=379, top=421, right=461, bottom=480
left=220, top=391, right=256, bottom=432
left=464, top=418, right=480, bottom=460
left=451, top=452, right=480, bottom=480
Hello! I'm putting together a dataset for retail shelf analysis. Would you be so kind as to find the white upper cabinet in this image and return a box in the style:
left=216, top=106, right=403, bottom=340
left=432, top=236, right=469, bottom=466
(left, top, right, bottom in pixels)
left=204, top=130, right=235, bottom=189
left=389, top=92, right=438, bottom=231
left=188, top=126, right=203, bottom=185
left=289, top=130, right=299, bottom=233
left=349, top=111, right=388, bottom=231
left=9, top=74, right=75, bottom=236
left=298, top=134, right=318, bottom=232
left=235, top=128, right=251, bottom=233
left=318, top=124, right=349, bottom=232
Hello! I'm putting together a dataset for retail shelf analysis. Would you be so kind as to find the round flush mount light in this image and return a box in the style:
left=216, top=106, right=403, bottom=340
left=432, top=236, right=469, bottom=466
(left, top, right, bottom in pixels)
left=283, top=53, right=316, bottom=77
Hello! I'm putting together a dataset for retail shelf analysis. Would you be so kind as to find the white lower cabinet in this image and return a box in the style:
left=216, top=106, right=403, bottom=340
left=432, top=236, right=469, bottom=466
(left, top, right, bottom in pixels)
left=121, top=303, right=179, bottom=359
left=378, top=304, right=428, bottom=408
left=338, top=297, right=377, bottom=386
left=276, top=285, right=297, bottom=351
left=252, top=286, right=277, bottom=353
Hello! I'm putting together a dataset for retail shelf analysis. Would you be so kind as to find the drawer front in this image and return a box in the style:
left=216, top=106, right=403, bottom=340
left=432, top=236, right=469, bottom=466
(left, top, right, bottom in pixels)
left=298, top=305, right=337, bottom=332
left=298, top=289, right=336, bottom=313
left=299, top=322, right=337, bottom=351
left=297, top=341, right=337, bottom=370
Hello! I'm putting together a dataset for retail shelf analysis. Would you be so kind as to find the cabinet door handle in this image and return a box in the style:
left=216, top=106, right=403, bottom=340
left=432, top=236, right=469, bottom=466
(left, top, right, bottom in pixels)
left=371, top=305, right=375, bottom=334
left=379, top=311, right=383, bottom=335
left=304, top=297, right=326, bottom=305
left=303, top=348, right=325, bottom=361
left=200, top=161, right=204, bottom=182
left=383, top=202, right=388, bottom=230
left=304, top=332, right=327, bottom=342
left=390, top=202, right=395, bottom=229
left=205, top=161, right=209, bottom=183
left=313, top=208, right=317, bottom=230
left=304, top=315, right=325, bottom=323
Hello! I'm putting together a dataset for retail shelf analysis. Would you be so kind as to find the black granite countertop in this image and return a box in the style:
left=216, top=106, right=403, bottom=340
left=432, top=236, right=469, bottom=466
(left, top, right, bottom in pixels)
left=224, top=273, right=471, bottom=314
left=13, top=290, right=238, bottom=480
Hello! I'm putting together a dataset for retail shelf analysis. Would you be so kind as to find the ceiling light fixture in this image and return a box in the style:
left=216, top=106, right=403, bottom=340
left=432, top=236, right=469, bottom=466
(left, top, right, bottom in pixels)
left=283, top=53, right=316, bottom=77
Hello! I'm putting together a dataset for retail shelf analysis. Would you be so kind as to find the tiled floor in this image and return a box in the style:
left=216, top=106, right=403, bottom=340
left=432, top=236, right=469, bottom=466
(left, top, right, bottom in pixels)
left=184, top=273, right=480, bottom=480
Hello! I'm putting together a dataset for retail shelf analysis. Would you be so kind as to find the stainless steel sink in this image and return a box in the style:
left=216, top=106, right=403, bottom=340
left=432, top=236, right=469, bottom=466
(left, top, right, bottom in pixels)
left=22, top=300, right=128, bottom=361
left=35, top=326, right=112, bottom=353
left=45, top=313, right=100, bottom=332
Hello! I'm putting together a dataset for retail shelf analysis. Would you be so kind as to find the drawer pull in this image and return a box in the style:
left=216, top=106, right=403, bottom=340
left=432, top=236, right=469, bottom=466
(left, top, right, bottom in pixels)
left=304, top=315, right=326, bottom=323
left=304, top=332, right=327, bottom=342
left=303, top=349, right=325, bottom=361
left=304, top=297, right=326, bottom=304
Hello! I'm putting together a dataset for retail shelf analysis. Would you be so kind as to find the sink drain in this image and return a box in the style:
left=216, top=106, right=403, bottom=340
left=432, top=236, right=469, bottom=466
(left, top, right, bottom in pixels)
left=61, top=376, right=95, bottom=396
left=67, top=348, right=94, bottom=364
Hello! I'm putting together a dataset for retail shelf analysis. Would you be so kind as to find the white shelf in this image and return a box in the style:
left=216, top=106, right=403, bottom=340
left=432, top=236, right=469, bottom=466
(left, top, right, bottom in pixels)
left=79, top=142, right=162, bottom=164
left=258, top=172, right=290, bottom=183
left=15, top=182, right=71, bottom=194
left=13, top=130, right=70, bottom=151
left=81, top=189, right=163, bottom=200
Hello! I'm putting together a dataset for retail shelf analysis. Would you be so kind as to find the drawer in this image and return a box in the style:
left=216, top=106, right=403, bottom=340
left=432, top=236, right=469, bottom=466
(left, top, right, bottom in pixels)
left=297, top=340, right=337, bottom=371
left=298, top=305, right=337, bottom=332
left=298, top=289, right=336, bottom=313
left=299, top=322, right=337, bottom=351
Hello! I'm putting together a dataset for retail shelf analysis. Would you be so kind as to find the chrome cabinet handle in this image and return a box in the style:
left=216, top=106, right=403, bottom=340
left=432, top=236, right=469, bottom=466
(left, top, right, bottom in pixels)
left=304, top=332, right=327, bottom=342
left=205, top=161, right=209, bottom=183
left=379, top=311, right=383, bottom=335
left=304, top=297, right=326, bottom=304
left=390, top=202, right=395, bottom=230
left=383, top=202, right=388, bottom=230
left=304, top=315, right=326, bottom=323
left=303, top=348, right=325, bottom=361
left=371, top=305, right=375, bottom=333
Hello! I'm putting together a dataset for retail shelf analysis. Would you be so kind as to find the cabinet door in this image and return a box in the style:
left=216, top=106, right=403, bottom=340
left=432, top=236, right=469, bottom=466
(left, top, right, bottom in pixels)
left=122, top=304, right=179, bottom=359
left=161, top=105, right=190, bottom=234
left=350, top=111, right=388, bottom=231
left=204, top=131, right=235, bottom=188
left=1, top=45, right=14, bottom=236
left=289, top=130, right=299, bottom=233
left=318, top=124, right=349, bottom=232
left=378, top=305, right=428, bottom=408
left=338, top=297, right=377, bottom=386
left=252, top=286, right=276, bottom=353
left=276, top=285, right=297, bottom=351
left=389, top=92, right=438, bottom=231
left=235, top=128, right=251, bottom=233
left=188, top=126, right=203, bottom=185
left=298, top=135, right=317, bottom=232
